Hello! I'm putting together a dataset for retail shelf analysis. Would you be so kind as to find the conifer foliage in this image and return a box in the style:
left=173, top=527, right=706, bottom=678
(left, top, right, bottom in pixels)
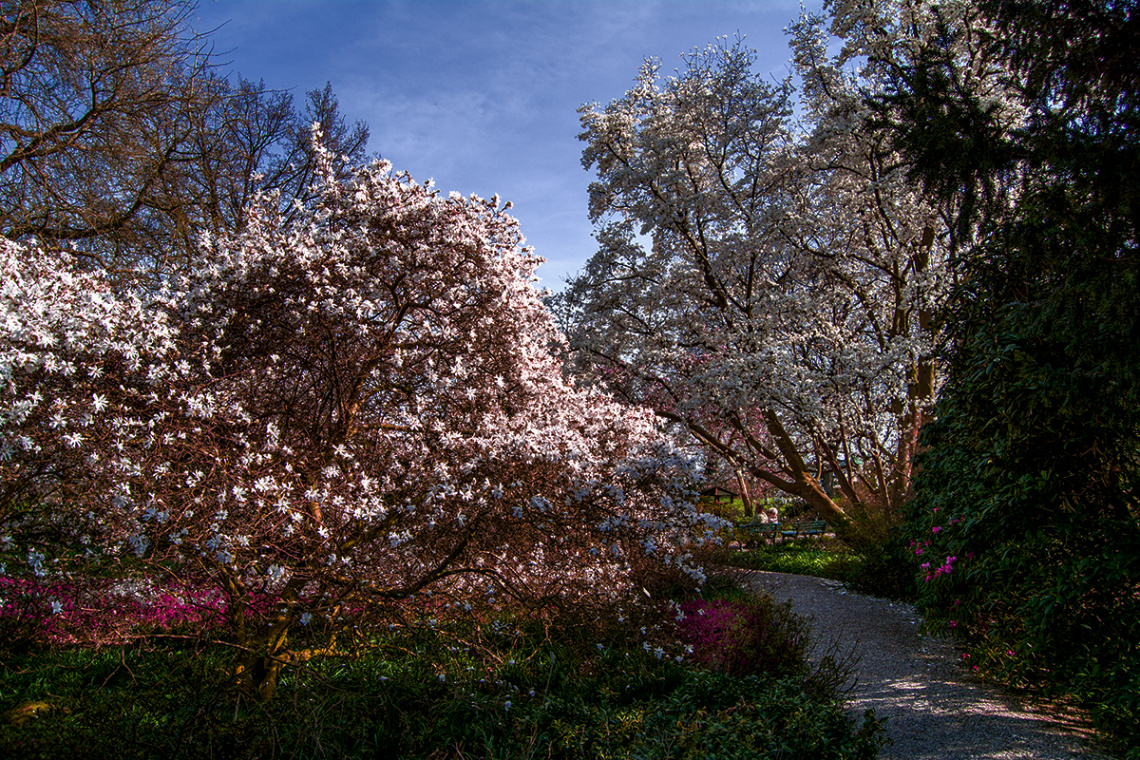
left=875, top=0, right=1140, bottom=751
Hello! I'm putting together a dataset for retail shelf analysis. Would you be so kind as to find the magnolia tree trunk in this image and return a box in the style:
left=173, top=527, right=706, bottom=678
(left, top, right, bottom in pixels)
left=734, top=470, right=755, bottom=519
left=231, top=613, right=294, bottom=701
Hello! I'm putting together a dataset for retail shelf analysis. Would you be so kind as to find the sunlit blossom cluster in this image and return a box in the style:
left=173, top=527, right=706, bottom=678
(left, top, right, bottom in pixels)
left=560, top=10, right=1015, bottom=526
left=0, top=139, right=719, bottom=686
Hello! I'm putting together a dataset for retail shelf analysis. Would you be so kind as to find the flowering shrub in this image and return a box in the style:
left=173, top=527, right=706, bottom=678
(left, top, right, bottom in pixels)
left=0, top=139, right=723, bottom=697
left=674, top=596, right=809, bottom=678
left=0, top=575, right=227, bottom=647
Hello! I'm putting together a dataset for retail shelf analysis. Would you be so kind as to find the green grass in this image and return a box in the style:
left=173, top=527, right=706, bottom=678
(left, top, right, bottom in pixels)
left=0, top=586, right=885, bottom=759
left=724, top=540, right=858, bottom=580
left=721, top=538, right=917, bottom=601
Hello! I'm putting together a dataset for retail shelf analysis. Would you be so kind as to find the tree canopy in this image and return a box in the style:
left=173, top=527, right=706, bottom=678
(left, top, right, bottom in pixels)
left=558, top=20, right=988, bottom=538
left=1, top=0, right=369, bottom=280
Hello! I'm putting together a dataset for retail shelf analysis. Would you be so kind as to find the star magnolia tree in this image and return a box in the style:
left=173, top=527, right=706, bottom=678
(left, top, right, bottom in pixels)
left=0, top=144, right=714, bottom=698
left=560, top=6, right=1008, bottom=539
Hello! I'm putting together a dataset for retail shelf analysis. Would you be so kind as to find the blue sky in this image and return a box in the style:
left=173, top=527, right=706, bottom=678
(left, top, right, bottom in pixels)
left=194, top=1, right=808, bottom=289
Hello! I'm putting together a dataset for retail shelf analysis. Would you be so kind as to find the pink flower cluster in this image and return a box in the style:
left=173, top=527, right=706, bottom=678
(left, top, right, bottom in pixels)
left=920, top=555, right=958, bottom=583
left=0, top=576, right=226, bottom=645
left=671, top=598, right=800, bottom=677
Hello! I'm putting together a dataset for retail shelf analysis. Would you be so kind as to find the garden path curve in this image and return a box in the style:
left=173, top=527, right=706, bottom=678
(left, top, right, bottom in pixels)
left=735, top=569, right=1118, bottom=759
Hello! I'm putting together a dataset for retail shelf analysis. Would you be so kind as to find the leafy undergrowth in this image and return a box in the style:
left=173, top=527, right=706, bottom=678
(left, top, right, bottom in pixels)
left=720, top=538, right=918, bottom=602
left=723, top=540, right=858, bottom=580
left=0, top=586, right=884, bottom=760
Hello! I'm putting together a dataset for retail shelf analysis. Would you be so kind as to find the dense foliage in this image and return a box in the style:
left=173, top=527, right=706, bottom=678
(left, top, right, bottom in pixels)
left=1, top=585, right=883, bottom=760
left=866, top=0, right=1140, bottom=752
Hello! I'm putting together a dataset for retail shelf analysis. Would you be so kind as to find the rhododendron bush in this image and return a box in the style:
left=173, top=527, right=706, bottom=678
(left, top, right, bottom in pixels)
left=0, top=146, right=716, bottom=697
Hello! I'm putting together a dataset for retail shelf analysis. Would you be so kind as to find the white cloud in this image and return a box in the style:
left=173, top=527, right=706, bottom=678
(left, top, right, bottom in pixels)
left=195, top=0, right=812, bottom=288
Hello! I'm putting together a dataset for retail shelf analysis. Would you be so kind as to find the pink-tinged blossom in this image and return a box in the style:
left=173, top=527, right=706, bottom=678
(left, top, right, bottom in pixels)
left=0, top=139, right=720, bottom=690
left=563, top=27, right=958, bottom=530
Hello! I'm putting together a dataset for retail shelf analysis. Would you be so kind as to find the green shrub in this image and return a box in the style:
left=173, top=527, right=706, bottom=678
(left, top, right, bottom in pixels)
left=837, top=534, right=918, bottom=602
left=905, top=318, right=1140, bottom=756
left=675, top=595, right=809, bottom=679
left=539, top=670, right=883, bottom=760
left=1, top=599, right=884, bottom=759
left=874, top=0, right=1140, bottom=751
left=723, top=541, right=853, bottom=579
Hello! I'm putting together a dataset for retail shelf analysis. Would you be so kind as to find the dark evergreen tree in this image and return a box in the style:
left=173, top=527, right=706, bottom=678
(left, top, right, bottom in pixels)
left=877, top=1, right=1140, bottom=752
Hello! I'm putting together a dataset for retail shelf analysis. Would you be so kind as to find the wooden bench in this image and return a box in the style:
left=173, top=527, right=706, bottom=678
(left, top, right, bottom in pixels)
left=780, top=519, right=828, bottom=539
left=740, top=521, right=781, bottom=545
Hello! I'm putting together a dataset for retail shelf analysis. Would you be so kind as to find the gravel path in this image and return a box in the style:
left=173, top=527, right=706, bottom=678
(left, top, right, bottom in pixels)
left=735, top=569, right=1118, bottom=760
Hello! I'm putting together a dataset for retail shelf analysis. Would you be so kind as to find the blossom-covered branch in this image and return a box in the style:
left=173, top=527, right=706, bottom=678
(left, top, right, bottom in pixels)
left=1, top=137, right=719, bottom=698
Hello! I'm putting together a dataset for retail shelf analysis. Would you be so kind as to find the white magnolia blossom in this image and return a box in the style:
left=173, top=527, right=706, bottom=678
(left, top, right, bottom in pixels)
left=0, top=135, right=716, bottom=687
left=561, top=2, right=1010, bottom=529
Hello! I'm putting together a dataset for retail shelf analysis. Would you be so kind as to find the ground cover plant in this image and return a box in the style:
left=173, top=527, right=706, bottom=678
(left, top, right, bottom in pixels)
left=687, top=494, right=915, bottom=600
left=1, top=581, right=884, bottom=759
left=718, top=537, right=916, bottom=603
left=695, top=496, right=911, bottom=599
left=724, top=541, right=857, bottom=582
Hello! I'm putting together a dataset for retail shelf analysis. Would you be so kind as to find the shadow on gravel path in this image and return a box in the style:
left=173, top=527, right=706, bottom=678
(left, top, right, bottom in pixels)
left=736, top=569, right=1117, bottom=760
